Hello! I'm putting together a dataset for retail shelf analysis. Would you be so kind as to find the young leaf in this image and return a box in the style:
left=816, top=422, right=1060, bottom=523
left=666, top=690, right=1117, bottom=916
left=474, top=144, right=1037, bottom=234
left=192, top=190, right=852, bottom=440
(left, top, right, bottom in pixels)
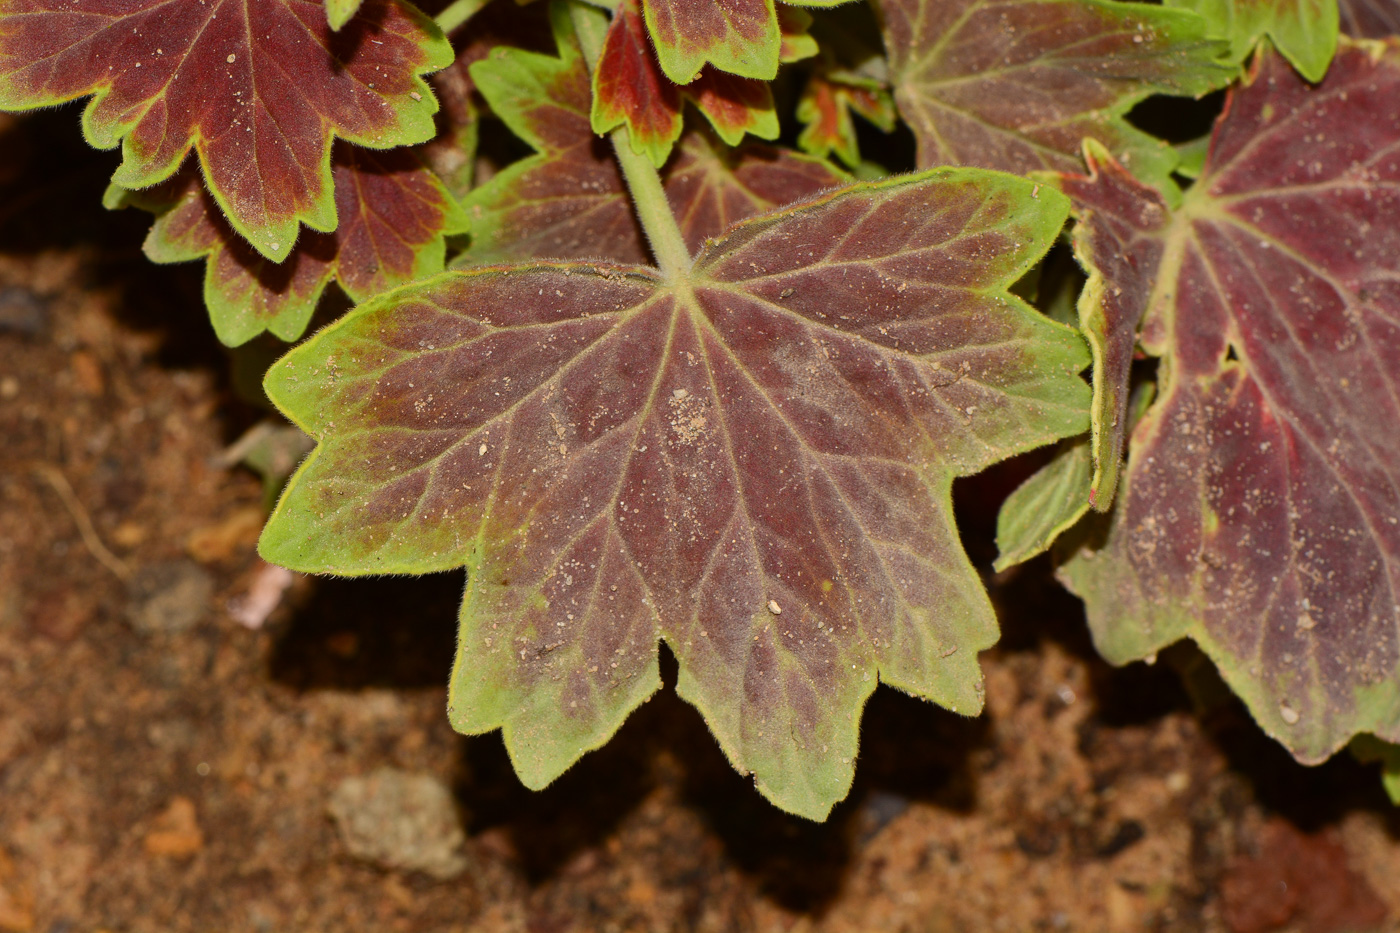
left=593, top=0, right=779, bottom=167
left=640, top=0, right=836, bottom=83
left=594, top=0, right=687, bottom=165
left=777, top=6, right=820, bottom=63
left=108, top=145, right=468, bottom=346
left=993, top=439, right=1091, bottom=572
left=1060, top=42, right=1400, bottom=763
left=642, top=0, right=781, bottom=82
left=1052, top=140, right=1172, bottom=510
left=796, top=70, right=897, bottom=169
left=260, top=170, right=1091, bottom=819
left=464, top=8, right=842, bottom=265
left=877, top=0, right=1236, bottom=190
left=0, top=0, right=452, bottom=261
left=1167, top=0, right=1339, bottom=81
left=326, top=0, right=365, bottom=30
left=1338, top=0, right=1400, bottom=38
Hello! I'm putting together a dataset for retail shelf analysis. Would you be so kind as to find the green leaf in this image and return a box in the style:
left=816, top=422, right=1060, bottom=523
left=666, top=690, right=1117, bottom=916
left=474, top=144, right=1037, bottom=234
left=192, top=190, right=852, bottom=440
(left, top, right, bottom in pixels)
left=0, top=0, right=452, bottom=261
left=107, top=145, right=468, bottom=346
left=326, top=0, right=365, bottom=30
left=1351, top=735, right=1400, bottom=804
left=994, top=439, right=1092, bottom=572
left=1167, top=0, right=1340, bottom=81
left=1059, top=42, right=1400, bottom=764
left=877, top=0, right=1237, bottom=191
left=260, top=169, right=1090, bottom=819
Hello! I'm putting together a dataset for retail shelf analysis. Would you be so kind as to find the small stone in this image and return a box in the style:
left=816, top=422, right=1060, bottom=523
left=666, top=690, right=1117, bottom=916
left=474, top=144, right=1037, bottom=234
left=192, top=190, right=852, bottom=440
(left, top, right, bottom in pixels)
left=328, top=768, right=468, bottom=880
left=143, top=796, right=204, bottom=858
left=126, top=560, right=215, bottom=636
left=0, top=287, right=46, bottom=340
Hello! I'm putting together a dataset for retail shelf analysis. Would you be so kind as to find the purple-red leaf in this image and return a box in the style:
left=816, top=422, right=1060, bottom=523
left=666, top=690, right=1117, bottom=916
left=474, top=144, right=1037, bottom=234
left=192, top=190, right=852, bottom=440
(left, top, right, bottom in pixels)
left=1060, top=42, right=1400, bottom=762
left=108, top=144, right=468, bottom=346
left=877, top=0, right=1235, bottom=189
left=466, top=7, right=842, bottom=264
left=0, top=0, right=452, bottom=261
left=260, top=170, right=1090, bottom=818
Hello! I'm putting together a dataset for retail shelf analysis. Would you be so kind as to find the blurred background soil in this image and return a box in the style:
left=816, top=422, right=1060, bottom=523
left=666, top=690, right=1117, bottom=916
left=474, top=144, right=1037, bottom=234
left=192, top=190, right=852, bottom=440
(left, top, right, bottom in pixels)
left=1, top=108, right=1398, bottom=933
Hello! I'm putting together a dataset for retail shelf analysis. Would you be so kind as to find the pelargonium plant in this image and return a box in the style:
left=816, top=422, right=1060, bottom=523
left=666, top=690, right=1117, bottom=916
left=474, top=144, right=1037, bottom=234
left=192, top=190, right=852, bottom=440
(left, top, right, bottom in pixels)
left=1, top=0, right=1397, bottom=820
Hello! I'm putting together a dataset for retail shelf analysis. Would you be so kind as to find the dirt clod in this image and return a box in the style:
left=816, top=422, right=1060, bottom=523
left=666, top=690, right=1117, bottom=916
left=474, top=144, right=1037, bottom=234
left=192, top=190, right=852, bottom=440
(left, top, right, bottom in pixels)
left=328, top=767, right=469, bottom=880
left=125, top=560, right=214, bottom=636
left=142, top=797, right=204, bottom=859
left=1222, top=818, right=1389, bottom=933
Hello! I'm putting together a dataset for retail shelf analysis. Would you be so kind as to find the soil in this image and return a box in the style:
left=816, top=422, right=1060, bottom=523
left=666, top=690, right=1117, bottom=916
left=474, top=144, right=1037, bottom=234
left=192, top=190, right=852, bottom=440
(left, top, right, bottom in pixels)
left=2, top=108, right=1399, bottom=933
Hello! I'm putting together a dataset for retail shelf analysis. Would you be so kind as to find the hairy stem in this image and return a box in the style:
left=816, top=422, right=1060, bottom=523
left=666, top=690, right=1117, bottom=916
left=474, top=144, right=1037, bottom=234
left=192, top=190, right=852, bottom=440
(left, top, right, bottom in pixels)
left=569, top=1, right=692, bottom=279
left=435, top=0, right=488, bottom=34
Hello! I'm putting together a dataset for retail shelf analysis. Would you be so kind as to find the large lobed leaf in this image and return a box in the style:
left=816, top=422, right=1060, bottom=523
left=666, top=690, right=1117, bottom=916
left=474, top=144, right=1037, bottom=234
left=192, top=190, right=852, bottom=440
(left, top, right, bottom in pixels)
left=108, top=144, right=468, bottom=346
left=0, top=0, right=452, bottom=261
left=1060, top=42, right=1400, bottom=762
left=462, top=4, right=844, bottom=266
left=877, top=0, right=1236, bottom=190
left=260, top=169, right=1091, bottom=819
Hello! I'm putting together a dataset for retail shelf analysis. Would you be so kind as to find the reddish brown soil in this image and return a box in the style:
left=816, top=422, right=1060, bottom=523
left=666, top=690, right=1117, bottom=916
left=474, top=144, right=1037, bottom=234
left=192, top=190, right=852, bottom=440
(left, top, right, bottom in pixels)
left=2, top=109, right=1398, bottom=933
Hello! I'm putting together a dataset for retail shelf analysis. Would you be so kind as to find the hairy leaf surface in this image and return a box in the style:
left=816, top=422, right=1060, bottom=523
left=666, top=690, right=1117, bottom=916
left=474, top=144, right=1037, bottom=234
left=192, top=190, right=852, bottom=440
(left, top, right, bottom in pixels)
left=0, top=0, right=452, bottom=261
left=1060, top=43, right=1400, bottom=761
left=109, top=145, right=468, bottom=346
left=1168, top=0, right=1339, bottom=80
left=1339, top=0, right=1400, bottom=38
left=878, top=0, right=1235, bottom=189
left=464, top=10, right=842, bottom=265
left=261, top=170, right=1091, bottom=818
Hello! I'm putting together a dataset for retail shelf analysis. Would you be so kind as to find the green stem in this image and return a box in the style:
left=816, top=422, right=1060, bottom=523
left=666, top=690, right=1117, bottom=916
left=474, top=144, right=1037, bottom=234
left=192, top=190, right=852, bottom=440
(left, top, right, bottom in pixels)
left=569, top=1, right=692, bottom=279
left=435, top=0, right=487, bottom=34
